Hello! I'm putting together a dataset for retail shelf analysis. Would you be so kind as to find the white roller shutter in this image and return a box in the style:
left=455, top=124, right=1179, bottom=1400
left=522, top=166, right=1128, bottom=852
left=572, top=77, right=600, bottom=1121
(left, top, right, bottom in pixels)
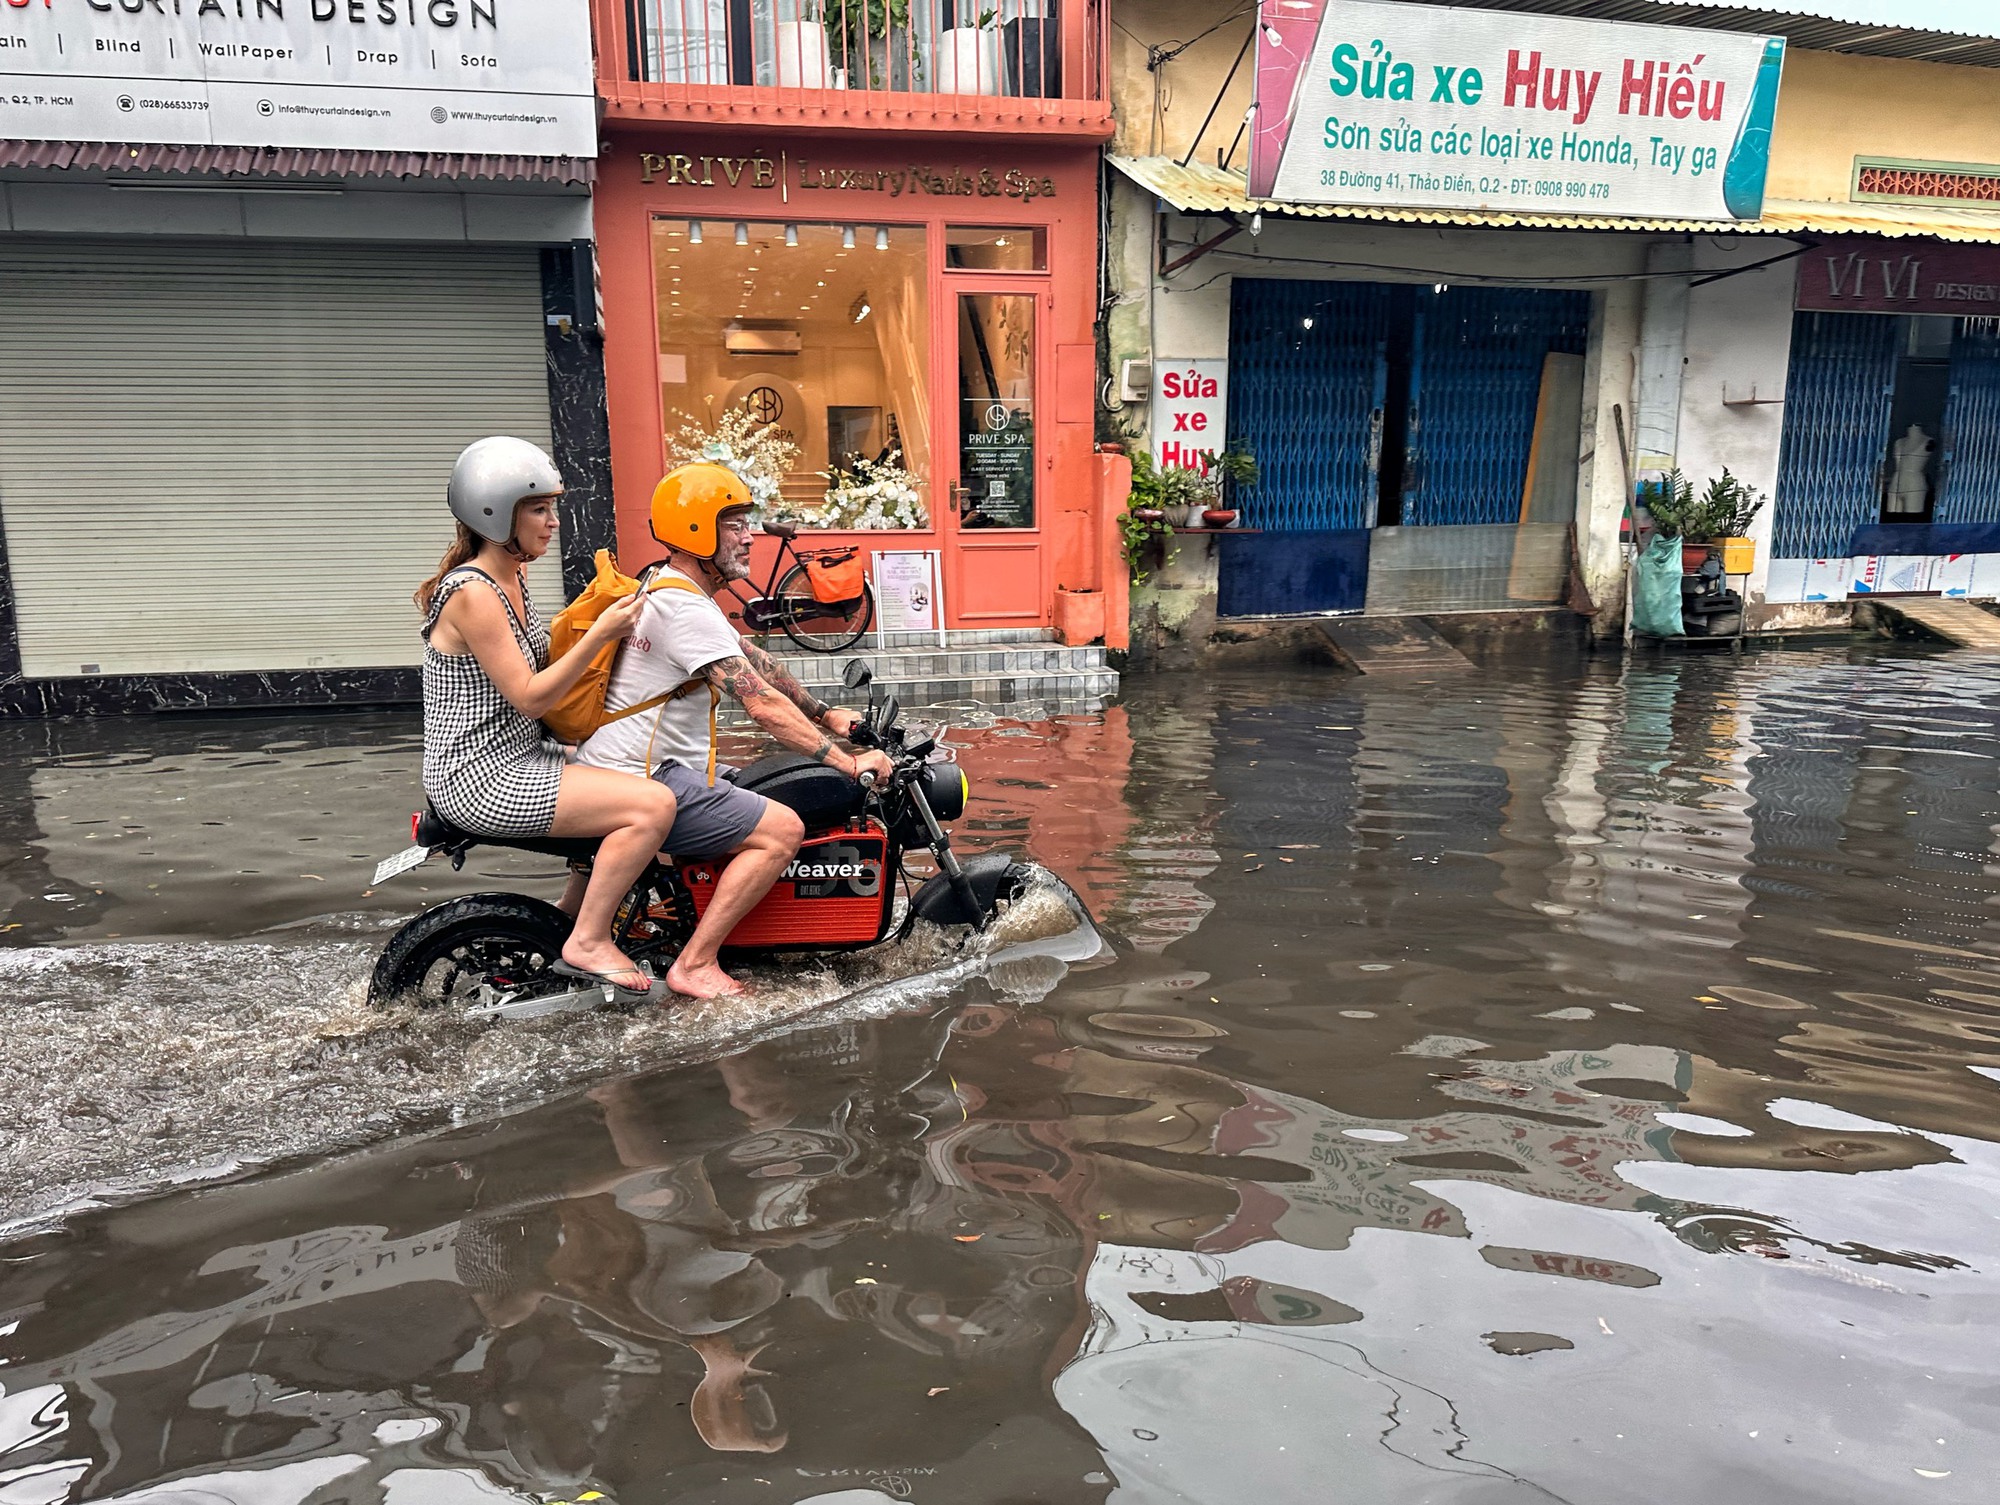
left=0, top=237, right=562, bottom=678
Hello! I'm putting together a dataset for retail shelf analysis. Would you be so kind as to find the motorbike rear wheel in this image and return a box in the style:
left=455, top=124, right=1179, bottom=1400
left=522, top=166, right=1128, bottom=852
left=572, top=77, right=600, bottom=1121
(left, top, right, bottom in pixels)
left=369, top=894, right=571, bottom=1009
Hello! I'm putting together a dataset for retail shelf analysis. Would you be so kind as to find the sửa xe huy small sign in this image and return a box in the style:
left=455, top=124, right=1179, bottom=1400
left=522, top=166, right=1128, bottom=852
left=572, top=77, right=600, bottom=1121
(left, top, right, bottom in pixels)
left=0, top=0, right=595, bottom=158
left=1250, top=0, right=1784, bottom=222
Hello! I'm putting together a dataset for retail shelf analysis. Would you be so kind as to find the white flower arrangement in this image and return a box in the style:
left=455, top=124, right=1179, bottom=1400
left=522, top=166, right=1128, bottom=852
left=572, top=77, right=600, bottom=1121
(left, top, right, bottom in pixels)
left=775, top=450, right=929, bottom=531
left=665, top=407, right=801, bottom=512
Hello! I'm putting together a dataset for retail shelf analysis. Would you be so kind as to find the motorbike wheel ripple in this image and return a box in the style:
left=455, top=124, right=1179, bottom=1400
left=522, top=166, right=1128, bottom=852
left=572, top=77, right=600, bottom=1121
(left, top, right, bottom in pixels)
left=369, top=893, right=572, bottom=1009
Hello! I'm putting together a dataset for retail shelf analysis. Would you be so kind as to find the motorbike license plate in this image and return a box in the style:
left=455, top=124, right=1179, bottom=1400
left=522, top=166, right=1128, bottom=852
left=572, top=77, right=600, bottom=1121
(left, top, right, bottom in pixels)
left=372, top=844, right=431, bottom=886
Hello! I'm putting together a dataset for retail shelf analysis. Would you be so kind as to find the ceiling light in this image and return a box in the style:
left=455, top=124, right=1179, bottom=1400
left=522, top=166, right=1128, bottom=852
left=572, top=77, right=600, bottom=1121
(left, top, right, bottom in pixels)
left=735, top=222, right=749, bottom=246
left=995, top=236, right=1010, bottom=247
left=842, top=225, right=856, bottom=250
left=1262, top=23, right=1281, bottom=45
left=817, top=280, right=826, bottom=287
left=851, top=294, right=872, bottom=323
left=1250, top=211, right=1263, bottom=236
left=875, top=227, right=889, bottom=251
left=784, top=224, right=799, bottom=247
left=1302, top=316, right=1314, bottom=329
left=688, top=220, right=703, bottom=244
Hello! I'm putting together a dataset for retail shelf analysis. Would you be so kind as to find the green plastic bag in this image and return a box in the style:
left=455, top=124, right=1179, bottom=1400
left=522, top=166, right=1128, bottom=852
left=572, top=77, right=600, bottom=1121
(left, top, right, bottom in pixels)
left=1631, top=534, right=1685, bottom=638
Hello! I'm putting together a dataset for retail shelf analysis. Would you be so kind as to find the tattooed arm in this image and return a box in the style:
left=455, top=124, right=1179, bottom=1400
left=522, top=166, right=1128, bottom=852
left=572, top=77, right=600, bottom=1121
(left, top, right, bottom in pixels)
left=740, top=640, right=864, bottom=736
left=703, top=655, right=885, bottom=778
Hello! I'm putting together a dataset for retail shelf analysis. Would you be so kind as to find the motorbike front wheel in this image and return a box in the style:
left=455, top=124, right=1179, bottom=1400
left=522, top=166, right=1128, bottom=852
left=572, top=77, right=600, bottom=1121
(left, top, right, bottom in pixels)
left=369, top=893, right=571, bottom=1009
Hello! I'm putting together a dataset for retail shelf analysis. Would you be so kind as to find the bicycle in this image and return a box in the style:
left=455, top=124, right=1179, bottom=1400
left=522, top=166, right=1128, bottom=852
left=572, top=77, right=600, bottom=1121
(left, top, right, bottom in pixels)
left=720, top=520, right=877, bottom=653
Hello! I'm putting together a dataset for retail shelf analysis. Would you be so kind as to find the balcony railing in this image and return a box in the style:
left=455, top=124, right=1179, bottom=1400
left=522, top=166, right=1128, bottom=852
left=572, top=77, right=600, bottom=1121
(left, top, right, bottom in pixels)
left=598, top=0, right=1109, bottom=133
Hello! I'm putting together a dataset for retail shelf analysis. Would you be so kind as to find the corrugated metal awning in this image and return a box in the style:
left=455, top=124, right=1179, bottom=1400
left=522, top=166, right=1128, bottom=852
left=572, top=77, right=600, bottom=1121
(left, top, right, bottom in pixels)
left=1110, top=156, right=2000, bottom=243
left=0, top=140, right=594, bottom=186
left=1447, top=1, right=2000, bottom=69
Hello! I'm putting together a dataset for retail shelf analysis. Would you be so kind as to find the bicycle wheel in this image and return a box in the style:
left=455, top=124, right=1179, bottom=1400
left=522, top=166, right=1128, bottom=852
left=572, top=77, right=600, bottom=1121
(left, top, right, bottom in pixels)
left=775, top=562, right=875, bottom=652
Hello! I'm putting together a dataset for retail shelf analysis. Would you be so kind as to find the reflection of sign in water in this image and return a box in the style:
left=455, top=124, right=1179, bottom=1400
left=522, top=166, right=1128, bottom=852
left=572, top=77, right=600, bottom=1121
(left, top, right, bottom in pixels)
left=962, top=398, right=1033, bottom=528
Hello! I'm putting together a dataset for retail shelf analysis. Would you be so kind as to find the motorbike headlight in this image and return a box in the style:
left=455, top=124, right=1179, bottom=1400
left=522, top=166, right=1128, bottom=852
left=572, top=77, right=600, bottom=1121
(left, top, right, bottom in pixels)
left=922, top=761, right=968, bottom=821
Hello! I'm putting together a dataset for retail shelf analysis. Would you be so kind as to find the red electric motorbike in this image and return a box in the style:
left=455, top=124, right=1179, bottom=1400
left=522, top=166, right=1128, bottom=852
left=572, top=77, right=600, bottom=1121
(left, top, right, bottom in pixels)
left=367, top=662, right=1036, bottom=1019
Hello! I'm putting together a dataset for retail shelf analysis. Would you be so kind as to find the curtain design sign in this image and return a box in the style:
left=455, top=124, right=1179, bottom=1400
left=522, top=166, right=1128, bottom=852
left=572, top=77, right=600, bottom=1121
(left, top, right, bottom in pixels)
left=1250, top=0, right=1784, bottom=222
left=0, top=0, right=595, bottom=157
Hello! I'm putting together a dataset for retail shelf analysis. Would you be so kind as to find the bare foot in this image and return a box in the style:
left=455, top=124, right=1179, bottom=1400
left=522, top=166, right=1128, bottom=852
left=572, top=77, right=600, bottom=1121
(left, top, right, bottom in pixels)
left=667, top=955, right=747, bottom=1000
left=560, top=937, right=650, bottom=991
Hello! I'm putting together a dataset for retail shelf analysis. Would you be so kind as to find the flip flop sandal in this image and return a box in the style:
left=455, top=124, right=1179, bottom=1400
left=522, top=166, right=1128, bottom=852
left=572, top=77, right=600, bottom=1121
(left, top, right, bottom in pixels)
left=552, top=961, right=670, bottom=1004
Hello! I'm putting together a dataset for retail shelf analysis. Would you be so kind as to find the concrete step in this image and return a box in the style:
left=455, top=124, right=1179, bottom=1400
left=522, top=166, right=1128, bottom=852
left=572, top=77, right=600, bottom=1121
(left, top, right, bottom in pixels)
left=1870, top=597, right=2000, bottom=650
left=1315, top=616, right=1474, bottom=674
left=754, top=635, right=1119, bottom=713
left=769, top=643, right=1112, bottom=686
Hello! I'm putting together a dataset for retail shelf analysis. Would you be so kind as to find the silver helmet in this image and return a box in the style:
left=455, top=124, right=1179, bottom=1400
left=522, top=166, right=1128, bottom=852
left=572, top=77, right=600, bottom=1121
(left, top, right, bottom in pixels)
left=448, top=437, right=563, bottom=545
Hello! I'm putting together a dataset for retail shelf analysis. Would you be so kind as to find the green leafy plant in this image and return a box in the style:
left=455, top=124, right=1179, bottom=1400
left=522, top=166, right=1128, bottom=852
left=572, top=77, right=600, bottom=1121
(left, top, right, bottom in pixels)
left=1118, top=507, right=1176, bottom=582
left=1640, top=467, right=1765, bottom=542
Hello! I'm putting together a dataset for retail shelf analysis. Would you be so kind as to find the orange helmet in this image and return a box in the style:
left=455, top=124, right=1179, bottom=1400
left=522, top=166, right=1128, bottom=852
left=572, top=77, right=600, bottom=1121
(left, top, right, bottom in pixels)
left=650, top=462, right=753, bottom=559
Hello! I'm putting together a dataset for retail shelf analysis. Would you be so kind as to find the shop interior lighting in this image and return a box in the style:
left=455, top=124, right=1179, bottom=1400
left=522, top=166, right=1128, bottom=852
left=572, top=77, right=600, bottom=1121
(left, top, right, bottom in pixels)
left=841, top=226, right=856, bottom=250
left=996, top=236, right=1010, bottom=247
left=1261, top=23, right=1281, bottom=45
left=1250, top=212, right=1263, bottom=236
left=1434, top=282, right=1448, bottom=294
left=875, top=227, right=889, bottom=251
left=852, top=295, right=872, bottom=324
left=1302, top=316, right=1314, bottom=329
left=688, top=220, right=703, bottom=244
left=785, top=224, right=799, bottom=247
left=735, top=222, right=750, bottom=246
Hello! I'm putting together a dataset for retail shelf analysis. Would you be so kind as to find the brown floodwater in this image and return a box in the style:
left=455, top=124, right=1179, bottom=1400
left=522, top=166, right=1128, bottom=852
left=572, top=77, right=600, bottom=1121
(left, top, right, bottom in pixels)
left=4, top=643, right=2000, bottom=1504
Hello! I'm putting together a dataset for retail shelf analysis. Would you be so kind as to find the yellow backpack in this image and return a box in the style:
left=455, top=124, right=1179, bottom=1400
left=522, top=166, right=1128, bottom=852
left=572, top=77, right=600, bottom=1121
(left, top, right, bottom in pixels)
left=543, top=550, right=720, bottom=776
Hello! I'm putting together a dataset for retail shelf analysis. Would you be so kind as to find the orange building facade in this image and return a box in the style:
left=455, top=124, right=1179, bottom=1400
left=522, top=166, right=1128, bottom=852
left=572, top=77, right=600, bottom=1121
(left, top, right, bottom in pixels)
left=590, top=0, right=1119, bottom=636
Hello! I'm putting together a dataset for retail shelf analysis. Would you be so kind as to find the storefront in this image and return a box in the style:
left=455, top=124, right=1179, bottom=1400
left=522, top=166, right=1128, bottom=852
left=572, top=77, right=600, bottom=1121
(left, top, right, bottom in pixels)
left=0, top=0, right=601, bottom=714
left=593, top=133, right=1103, bottom=632
left=1766, top=235, right=2000, bottom=601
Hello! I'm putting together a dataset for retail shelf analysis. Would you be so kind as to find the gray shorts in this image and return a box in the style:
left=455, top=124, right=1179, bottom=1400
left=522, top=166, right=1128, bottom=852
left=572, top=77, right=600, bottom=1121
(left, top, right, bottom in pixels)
left=653, top=760, right=770, bottom=859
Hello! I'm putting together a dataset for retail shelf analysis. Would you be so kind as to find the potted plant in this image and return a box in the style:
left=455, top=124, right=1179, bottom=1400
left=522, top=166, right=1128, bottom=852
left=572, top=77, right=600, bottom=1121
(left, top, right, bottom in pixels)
left=937, top=0, right=1002, bottom=95
left=1638, top=467, right=1764, bottom=573
left=775, top=0, right=834, bottom=87
left=1003, top=0, right=1060, bottom=97
left=1207, top=444, right=1258, bottom=526
left=1120, top=450, right=1176, bottom=581
left=828, top=0, right=912, bottom=89
left=1702, top=468, right=1765, bottom=575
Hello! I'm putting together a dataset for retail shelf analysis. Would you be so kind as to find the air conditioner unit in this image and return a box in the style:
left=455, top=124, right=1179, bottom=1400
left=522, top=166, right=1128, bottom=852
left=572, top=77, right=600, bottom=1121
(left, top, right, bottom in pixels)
left=1118, top=358, right=1153, bottom=404
left=725, top=323, right=802, bottom=355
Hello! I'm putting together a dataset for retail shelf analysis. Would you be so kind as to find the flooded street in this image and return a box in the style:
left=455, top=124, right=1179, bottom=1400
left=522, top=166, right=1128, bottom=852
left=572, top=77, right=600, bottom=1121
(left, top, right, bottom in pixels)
left=6, top=643, right=2000, bottom=1503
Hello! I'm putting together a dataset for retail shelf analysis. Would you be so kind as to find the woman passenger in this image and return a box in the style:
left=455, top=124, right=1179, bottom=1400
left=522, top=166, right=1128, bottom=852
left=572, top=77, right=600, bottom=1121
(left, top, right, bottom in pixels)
left=414, top=436, right=677, bottom=1002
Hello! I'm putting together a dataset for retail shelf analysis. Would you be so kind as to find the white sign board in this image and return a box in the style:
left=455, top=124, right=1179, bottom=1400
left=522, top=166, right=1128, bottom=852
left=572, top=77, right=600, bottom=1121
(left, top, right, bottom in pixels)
left=1252, top=0, right=1784, bottom=222
left=0, top=0, right=596, bottom=158
left=874, top=550, right=944, bottom=646
left=1152, top=359, right=1228, bottom=473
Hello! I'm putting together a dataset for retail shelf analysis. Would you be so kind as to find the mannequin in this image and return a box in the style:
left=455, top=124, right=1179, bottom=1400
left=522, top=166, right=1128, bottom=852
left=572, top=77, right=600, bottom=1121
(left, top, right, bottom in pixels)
left=1886, top=423, right=1935, bottom=516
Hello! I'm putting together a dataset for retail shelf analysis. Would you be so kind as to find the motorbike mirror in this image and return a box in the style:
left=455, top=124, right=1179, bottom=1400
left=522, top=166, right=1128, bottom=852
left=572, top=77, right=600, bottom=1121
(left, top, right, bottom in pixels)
left=842, top=659, right=873, bottom=691
left=878, top=693, right=901, bottom=731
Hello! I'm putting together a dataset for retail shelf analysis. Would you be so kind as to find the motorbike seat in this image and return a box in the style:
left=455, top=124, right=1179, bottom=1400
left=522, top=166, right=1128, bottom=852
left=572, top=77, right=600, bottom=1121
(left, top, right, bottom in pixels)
left=416, top=803, right=605, bottom=862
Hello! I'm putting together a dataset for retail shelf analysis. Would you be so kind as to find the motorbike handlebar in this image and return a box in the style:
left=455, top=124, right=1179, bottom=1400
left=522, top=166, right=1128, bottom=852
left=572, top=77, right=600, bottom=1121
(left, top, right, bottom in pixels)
left=857, top=769, right=879, bottom=790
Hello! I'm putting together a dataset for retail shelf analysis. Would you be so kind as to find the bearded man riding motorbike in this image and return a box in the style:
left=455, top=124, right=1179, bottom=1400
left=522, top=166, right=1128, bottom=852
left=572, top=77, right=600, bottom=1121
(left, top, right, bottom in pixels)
left=569, top=463, right=895, bottom=1001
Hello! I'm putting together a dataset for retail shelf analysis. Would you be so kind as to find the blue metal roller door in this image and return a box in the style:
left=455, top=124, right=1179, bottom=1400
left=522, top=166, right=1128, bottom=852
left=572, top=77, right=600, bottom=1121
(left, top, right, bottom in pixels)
left=1773, top=310, right=1899, bottom=559
left=1226, top=278, right=1390, bottom=531
left=1401, top=286, right=1591, bottom=527
left=1936, top=320, right=2000, bottom=527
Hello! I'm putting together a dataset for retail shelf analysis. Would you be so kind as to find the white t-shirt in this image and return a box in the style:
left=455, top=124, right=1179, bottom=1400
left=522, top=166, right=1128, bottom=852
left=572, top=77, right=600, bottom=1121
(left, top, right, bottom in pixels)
left=574, top=570, right=743, bottom=776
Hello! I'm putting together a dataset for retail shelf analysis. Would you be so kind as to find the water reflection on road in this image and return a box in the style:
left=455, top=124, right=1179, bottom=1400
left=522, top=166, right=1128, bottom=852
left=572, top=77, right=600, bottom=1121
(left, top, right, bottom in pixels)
left=6, top=644, right=2000, bottom=1503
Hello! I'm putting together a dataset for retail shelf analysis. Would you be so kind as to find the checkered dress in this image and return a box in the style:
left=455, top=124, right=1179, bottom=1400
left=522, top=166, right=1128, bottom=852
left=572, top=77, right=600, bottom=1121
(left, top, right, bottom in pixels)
left=420, top=566, right=565, bottom=838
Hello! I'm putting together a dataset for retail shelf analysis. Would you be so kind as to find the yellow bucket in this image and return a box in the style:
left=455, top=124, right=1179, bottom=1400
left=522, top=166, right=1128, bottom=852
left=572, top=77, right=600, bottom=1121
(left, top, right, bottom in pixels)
left=1719, top=536, right=1756, bottom=574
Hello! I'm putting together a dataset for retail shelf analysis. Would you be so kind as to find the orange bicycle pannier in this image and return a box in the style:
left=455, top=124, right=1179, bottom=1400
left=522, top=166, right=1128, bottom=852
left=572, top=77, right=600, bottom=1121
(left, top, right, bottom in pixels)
left=803, top=548, right=866, bottom=605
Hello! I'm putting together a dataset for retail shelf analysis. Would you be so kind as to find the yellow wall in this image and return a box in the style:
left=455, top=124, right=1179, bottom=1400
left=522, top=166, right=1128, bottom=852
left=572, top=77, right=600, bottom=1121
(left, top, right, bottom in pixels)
left=1766, top=48, right=2000, bottom=203
left=1109, top=2, right=2000, bottom=207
